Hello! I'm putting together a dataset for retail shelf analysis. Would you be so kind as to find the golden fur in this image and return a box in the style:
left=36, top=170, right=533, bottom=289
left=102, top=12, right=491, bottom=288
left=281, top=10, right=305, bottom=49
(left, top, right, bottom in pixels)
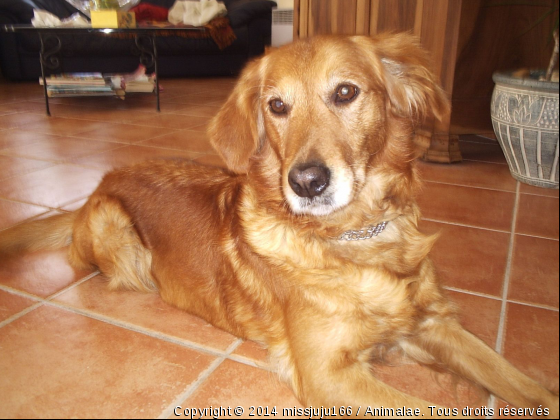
left=1, top=34, right=558, bottom=417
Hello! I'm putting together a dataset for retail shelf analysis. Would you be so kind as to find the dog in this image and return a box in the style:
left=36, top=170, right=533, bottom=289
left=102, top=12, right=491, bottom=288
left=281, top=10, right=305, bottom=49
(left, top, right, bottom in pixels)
left=1, top=33, right=558, bottom=418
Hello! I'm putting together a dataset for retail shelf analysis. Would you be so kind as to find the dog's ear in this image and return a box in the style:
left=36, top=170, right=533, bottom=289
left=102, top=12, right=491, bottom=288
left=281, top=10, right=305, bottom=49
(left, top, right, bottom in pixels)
left=208, top=57, right=266, bottom=174
left=354, top=33, right=450, bottom=123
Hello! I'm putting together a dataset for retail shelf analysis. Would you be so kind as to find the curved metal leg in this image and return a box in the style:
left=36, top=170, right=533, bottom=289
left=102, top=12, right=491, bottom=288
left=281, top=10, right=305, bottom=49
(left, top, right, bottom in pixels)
left=135, top=34, right=159, bottom=112
left=39, top=33, right=62, bottom=116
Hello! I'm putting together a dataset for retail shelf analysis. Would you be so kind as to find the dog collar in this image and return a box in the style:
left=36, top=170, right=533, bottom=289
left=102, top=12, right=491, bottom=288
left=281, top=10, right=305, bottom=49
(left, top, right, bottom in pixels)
left=339, top=221, right=389, bottom=241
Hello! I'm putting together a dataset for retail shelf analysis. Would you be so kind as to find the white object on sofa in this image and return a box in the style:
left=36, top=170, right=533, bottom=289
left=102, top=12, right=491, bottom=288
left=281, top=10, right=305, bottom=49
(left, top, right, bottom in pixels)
left=31, top=10, right=91, bottom=27
left=168, top=0, right=227, bottom=26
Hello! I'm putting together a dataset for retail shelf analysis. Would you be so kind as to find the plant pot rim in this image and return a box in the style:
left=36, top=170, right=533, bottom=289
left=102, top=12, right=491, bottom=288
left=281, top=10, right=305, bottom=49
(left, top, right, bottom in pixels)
left=493, top=70, right=559, bottom=91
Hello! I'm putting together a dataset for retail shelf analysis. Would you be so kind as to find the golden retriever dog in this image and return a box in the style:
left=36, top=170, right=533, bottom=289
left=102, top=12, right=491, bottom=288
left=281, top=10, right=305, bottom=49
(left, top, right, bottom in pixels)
left=1, top=33, right=558, bottom=417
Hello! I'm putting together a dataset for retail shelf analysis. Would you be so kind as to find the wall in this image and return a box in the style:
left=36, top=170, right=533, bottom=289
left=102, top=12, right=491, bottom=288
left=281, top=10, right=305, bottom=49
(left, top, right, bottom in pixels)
left=275, top=0, right=294, bottom=8
left=451, top=0, right=559, bottom=133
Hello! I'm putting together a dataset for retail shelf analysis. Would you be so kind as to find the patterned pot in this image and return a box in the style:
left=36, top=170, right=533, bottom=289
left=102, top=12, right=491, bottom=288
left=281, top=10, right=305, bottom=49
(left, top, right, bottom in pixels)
left=491, top=71, right=559, bottom=189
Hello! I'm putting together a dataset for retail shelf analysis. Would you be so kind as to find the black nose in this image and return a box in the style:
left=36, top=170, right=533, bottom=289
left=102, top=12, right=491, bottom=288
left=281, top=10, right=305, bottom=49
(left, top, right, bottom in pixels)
left=288, top=164, right=331, bottom=198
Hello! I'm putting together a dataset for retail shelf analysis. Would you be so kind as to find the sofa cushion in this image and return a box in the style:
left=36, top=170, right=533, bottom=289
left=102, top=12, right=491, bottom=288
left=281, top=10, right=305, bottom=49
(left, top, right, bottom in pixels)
left=0, top=0, right=81, bottom=22
left=225, top=0, right=276, bottom=27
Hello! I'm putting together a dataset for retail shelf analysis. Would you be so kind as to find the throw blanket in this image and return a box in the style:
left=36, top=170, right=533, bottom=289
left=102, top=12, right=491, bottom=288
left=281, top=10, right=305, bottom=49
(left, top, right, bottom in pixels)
left=141, top=17, right=236, bottom=50
left=106, top=17, right=236, bottom=50
left=168, top=0, right=227, bottom=26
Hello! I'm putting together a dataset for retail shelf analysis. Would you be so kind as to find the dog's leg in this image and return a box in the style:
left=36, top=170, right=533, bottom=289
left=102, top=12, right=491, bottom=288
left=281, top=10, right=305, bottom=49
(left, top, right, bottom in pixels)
left=69, top=195, right=157, bottom=293
left=402, top=318, right=559, bottom=417
left=283, top=311, right=467, bottom=418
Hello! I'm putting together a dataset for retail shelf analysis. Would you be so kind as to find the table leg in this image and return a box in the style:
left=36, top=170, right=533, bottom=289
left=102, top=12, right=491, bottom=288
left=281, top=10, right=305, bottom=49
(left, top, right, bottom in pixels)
left=38, top=33, right=62, bottom=117
left=154, top=36, right=160, bottom=112
left=135, top=34, right=159, bottom=112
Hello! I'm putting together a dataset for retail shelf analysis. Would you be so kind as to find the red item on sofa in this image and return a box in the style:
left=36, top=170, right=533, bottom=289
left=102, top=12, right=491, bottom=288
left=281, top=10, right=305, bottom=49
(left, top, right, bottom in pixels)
left=129, top=3, right=169, bottom=22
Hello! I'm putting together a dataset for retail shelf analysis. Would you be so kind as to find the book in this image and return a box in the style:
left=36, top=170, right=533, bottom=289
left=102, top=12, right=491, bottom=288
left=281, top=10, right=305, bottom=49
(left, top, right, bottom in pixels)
left=39, top=66, right=156, bottom=97
left=40, top=72, right=106, bottom=86
left=47, top=90, right=118, bottom=98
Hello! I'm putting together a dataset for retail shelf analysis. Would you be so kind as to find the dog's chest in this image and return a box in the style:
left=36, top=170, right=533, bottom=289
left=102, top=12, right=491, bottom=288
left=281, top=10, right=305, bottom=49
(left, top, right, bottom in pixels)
left=292, top=266, right=420, bottom=342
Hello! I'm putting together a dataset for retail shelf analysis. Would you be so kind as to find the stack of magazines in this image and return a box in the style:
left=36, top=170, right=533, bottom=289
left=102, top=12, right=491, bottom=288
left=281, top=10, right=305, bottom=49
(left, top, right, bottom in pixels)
left=39, top=65, right=156, bottom=98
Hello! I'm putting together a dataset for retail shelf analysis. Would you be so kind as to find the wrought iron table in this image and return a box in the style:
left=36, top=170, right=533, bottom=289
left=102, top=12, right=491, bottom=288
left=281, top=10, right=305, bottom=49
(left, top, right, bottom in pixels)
left=1, top=25, right=205, bottom=115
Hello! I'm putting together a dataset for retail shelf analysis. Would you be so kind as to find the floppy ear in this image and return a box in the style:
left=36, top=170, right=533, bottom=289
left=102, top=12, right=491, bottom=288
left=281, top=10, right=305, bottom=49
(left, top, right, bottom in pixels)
left=355, top=33, right=450, bottom=123
left=208, top=57, right=266, bottom=174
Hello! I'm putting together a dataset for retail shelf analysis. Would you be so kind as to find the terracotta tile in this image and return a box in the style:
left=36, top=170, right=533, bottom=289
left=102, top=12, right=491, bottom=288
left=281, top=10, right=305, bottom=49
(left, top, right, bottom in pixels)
left=164, top=95, right=227, bottom=107
left=508, top=235, right=559, bottom=309
left=45, top=99, right=155, bottom=117
left=126, top=113, right=212, bottom=130
left=0, top=198, right=50, bottom=230
left=417, top=182, right=515, bottom=231
left=417, top=160, right=516, bottom=191
left=0, top=112, right=47, bottom=129
left=55, top=275, right=238, bottom=352
left=373, top=363, right=489, bottom=416
left=0, top=84, right=41, bottom=103
left=19, top=117, right=110, bottom=136
left=0, top=102, right=46, bottom=115
left=60, top=197, right=89, bottom=212
left=180, top=360, right=301, bottom=418
left=0, top=305, right=216, bottom=418
left=0, top=248, right=94, bottom=298
left=194, top=154, right=228, bottom=169
left=0, top=289, right=38, bottom=323
left=171, top=105, right=221, bottom=118
left=74, top=123, right=179, bottom=144
left=519, top=183, right=559, bottom=198
left=0, top=155, right=54, bottom=181
left=447, top=291, right=502, bottom=348
left=70, top=145, right=204, bottom=172
left=44, top=102, right=161, bottom=123
left=0, top=129, right=56, bottom=151
left=140, top=129, right=215, bottom=153
left=196, top=90, right=233, bottom=100
left=421, top=220, right=509, bottom=296
left=186, top=119, right=212, bottom=133
left=0, top=164, right=104, bottom=208
left=516, top=194, right=559, bottom=240
left=231, top=340, right=269, bottom=367
left=502, top=303, right=559, bottom=394
left=0, top=135, right=123, bottom=162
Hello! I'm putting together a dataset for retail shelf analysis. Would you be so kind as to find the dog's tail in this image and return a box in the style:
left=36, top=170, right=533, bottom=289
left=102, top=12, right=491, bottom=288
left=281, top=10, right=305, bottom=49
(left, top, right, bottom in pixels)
left=0, top=212, right=76, bottom=256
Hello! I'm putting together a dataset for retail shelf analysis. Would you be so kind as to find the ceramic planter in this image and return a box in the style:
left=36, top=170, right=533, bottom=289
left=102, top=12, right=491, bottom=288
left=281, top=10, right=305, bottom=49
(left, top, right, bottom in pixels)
left=491, top=71, right=559, bottom=189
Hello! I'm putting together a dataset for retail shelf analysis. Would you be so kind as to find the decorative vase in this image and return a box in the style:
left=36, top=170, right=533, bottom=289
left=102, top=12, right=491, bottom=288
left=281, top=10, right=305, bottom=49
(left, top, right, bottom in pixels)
left=491, top=71, right=559, bottom=189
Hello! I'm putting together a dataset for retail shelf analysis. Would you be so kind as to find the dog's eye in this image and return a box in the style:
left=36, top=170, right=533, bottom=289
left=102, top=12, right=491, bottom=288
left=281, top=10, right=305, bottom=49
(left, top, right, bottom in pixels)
left=269, top=99, right=288, bottom=115
left=335, top=84, right=359, bottom=104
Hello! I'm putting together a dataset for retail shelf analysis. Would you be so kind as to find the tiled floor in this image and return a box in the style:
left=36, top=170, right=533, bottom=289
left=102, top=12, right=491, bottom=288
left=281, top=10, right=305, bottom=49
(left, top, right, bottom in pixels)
left=0, top=78, right=558, bottom=419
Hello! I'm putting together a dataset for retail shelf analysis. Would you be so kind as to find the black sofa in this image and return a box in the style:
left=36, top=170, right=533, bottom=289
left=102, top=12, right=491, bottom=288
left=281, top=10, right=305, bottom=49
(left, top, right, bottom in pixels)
left=0, top=0, right=276, bottom=81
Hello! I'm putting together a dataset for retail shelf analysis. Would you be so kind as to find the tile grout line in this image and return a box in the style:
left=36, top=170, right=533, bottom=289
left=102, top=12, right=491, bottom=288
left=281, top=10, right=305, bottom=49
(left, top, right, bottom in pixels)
left=487, top=181, right=521, bottom=418
left=422, top=217, right=558, bottom=242
left=443, top=286, right=503, bottom=302
left=443, top=286, right=560, bottom=312
left=0, top=302, right=44, bottom=329
left=423, top=179, right=518, bottom=194
left=495, top=181, right=521, bottom=353
left=45, top=271, right=100, bottom=301
left=157, top=338, right=243, bottom=419
left=421, top=217, right=511, bottom=235
left=44, top=299, right=233, bottom=359
left=0, top=278, right=273, bottom=372
left=0, top=283, right=44, bottom=300
left=0, top=271, right=99, bottom=329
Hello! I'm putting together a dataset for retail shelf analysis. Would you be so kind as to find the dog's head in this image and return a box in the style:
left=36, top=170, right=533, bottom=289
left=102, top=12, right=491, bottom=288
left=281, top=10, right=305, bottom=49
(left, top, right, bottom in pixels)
left=209, top=34, right=449, bottom=218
